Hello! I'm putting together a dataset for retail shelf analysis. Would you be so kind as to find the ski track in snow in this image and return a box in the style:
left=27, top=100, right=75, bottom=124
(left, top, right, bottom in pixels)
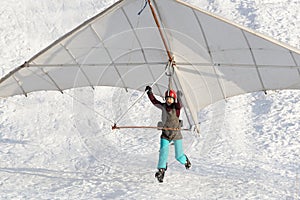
left=1, top=0, right=300, bottom=199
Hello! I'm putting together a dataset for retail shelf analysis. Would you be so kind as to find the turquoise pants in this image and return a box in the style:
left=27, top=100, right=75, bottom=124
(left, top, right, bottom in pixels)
left=157, top=138, right=187, bottom=169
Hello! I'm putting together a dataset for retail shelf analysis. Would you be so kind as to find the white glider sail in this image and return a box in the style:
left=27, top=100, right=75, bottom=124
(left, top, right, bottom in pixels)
left=1, top=0, right=300, bottom=130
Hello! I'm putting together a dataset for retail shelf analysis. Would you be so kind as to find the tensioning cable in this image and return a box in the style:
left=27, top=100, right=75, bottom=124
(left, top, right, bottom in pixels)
left=113, top=65, right=169, bottom=125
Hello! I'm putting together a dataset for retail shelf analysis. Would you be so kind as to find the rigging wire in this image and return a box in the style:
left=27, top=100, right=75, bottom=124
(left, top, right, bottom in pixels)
left=114, top=65, right=169, bottom=124
left=21, top=67, right=115, bottom=124
left=64, top=91, right=115, bottom=124
left=15, top=63, right=177, bottom=128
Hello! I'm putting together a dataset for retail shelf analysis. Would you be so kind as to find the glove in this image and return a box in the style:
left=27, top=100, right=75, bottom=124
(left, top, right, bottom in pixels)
left=145, top=85, right=152, bottom=93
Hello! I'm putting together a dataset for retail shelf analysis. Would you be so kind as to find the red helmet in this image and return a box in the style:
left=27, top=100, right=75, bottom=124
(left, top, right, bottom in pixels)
left=165, top=89, right=176, bottom=99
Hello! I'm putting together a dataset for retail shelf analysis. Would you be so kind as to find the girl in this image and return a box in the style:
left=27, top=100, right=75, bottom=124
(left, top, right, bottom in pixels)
left=145, top=86, right=191, bottom=183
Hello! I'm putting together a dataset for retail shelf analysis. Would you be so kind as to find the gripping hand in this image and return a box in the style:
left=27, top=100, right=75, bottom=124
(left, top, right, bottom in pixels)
left=145, top=85, right=152, bottom=93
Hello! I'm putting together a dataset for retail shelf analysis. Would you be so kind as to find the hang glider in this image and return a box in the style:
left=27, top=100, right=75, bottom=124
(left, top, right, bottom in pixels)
left=0, top=0, right=300, bottom=131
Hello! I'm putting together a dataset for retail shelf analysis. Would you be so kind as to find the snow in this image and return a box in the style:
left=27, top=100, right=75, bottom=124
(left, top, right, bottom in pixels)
left=0, top=0, right=300, bottom=199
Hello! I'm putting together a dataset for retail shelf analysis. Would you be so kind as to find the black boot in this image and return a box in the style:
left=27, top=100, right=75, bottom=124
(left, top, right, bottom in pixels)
left=155, top=168, right=166, bottom=183
left=185, top=155, right=191, bottom=169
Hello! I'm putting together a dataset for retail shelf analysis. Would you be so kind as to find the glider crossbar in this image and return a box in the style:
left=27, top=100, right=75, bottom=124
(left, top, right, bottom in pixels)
left=112, top=124, right=190, bottom=131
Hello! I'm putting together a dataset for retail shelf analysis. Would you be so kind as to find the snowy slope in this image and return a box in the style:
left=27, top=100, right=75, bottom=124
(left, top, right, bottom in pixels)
left=0, top=0, right=300, bottom=199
